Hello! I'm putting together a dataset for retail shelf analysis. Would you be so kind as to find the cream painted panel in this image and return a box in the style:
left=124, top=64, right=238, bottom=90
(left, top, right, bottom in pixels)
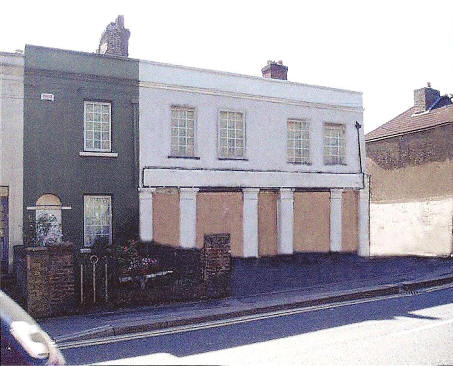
left=342, top=190, right=359, bottom=252
left=152, top=190, right=180, bottom=247
left=293, top=192, right=330, bottom=253
left=258, top=191, right=278, bottom=257
left=370, top=197, right=453, bottom=257
left=196, top=192, right=243, bottom=257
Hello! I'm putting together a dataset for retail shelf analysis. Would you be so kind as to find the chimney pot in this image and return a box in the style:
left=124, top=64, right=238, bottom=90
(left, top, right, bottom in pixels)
left=116, top=15, right=124, bottom=28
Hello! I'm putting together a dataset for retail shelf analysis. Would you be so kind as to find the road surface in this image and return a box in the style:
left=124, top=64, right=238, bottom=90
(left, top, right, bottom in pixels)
left=61, top=285, right=453, bottom=365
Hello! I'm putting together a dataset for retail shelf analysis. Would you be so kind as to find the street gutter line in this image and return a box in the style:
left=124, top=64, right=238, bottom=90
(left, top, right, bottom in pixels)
left=58, top=284, right=453, bottom=350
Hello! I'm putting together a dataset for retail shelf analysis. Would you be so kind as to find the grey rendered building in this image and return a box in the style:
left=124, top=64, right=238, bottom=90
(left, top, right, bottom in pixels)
left=23, top=20, right=139, bottom=248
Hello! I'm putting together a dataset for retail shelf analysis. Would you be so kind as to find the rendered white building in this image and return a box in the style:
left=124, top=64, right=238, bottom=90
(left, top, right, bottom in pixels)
left=0, top=52, right=24, bottom=271
left=138, top=60, right=369, bottom=258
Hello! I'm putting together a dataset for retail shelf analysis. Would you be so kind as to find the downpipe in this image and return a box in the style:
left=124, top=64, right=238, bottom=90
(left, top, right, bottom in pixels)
left=355, top=121, right=365, bottom=189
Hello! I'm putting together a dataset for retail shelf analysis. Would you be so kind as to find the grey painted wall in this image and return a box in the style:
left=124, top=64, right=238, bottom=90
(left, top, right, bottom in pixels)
left=23, top=45, right=139, bottom=246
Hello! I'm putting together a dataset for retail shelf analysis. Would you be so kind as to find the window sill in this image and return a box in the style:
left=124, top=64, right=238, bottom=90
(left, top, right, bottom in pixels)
left=218, top=157, right=248, bottom=161
left=167, top=155, right=200, bottom=160
left=287, top=161, right=312, bottom=166
left=79, top=151, right=118, bottom=158
left=324, top=163, right=347, bottom=166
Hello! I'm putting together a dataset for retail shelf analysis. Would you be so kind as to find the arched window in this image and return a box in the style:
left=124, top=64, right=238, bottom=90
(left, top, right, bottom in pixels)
left=35, top=194, right=62, bottom=245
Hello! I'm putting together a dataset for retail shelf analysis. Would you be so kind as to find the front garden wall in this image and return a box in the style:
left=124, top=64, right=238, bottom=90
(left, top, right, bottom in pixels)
left=14, top=234, right=231, bottom=317
left=15, top=244, right=75, bottom=318
left=77, top=234, right=231, bottom=309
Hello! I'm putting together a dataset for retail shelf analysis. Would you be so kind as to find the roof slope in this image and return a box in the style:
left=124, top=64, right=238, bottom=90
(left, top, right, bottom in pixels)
left=366, top=102, right=453, bottom=141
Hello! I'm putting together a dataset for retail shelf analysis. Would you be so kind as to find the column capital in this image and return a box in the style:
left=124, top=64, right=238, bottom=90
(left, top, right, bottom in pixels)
left=242, top=188, right=259, bottom=200
left=360, top=175, right=370, bottom=198
left=279, top=188, right=294, bottom=200
left=179, top=187, right=199, bottom=199
left=359, top=188, right=369, bottom=198
left=138, top=188, right=155, bottom=199
left=330, top=189, right=343, bottom=200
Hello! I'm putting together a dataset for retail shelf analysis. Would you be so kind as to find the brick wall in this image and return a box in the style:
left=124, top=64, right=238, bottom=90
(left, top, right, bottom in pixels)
left=261, top=61, right=288, bottom=80
left=202, top=234, right=231, bottom=298
left=366, top=124, right=453, bottom=170
left=18, top=238, right=231, bottom=315
left=97, top=16, right=130, bottom=57
left=366, top=124, right=453, bottom=202
left=366, top=124, right=452, bottom=257
left=24, top=244, right=75, bottom=318
left=414, top=87, right=440, bottom=114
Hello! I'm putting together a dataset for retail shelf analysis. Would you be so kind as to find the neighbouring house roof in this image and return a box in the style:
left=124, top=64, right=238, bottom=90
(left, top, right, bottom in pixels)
left=366, top=97, right=453, bottom=142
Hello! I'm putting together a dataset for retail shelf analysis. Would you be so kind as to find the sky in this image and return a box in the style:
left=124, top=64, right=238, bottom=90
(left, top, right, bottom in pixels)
left=1, top=0, right=452, bottom=133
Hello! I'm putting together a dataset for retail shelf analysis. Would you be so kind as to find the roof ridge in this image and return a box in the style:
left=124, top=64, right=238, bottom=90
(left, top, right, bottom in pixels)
left=366, top=103, right=453, bottom=141
left=366, top=106, right=414, bottom=137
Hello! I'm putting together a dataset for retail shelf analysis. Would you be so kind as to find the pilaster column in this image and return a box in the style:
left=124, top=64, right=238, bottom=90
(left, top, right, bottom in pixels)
left=179, top=188, right=199, bottom=248
left=330, top=189, right=343, bottom=252
left=242, top=188, right=259, bottom=258
left=358, top=176, right=370, bottom=256
left=138, top=188, right=155, bottom=242
left=277, top=188, right=294, bottom=255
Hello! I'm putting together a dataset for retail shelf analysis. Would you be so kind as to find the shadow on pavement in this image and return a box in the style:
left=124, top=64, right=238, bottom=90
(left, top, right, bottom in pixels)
left=230, top=255, right=451, bottom=297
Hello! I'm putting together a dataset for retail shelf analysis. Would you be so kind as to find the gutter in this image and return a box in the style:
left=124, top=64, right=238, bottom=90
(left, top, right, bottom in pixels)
left=365, top=121, right=453, bottom=143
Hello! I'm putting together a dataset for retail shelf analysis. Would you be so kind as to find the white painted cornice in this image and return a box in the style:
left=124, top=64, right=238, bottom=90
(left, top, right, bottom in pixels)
left=139, top=59, right=362, bottom=96
left=140, top=81, right=363, bottom=113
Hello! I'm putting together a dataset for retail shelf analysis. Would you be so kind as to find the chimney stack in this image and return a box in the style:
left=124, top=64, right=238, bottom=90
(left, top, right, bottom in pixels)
left=97, top=15, right=130, bottom=57
left=414, top=83, right=440, bottom=113
left=261, top=60, right=288, bottom=80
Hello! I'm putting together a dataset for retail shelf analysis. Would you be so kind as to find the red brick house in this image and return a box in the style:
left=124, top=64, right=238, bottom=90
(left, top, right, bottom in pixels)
left=366, top=85, right=453, bottom=257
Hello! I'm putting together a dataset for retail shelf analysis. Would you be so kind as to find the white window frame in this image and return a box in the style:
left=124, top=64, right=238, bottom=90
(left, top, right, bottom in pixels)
left=217, top=110, right=246, bottom=159
left=324, top=123, right=346, bottom=165
left=287, top=119, right=310, bottom=164
left=84, top=101, right=112, bottom=152
left=169, top=106, right=196, bottom=157
left=83, top=195, right=112, bottom=247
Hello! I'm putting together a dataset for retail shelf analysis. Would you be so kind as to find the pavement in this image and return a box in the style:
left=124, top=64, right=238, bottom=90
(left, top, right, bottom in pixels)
left=38, top=255, right=453, bottom=344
